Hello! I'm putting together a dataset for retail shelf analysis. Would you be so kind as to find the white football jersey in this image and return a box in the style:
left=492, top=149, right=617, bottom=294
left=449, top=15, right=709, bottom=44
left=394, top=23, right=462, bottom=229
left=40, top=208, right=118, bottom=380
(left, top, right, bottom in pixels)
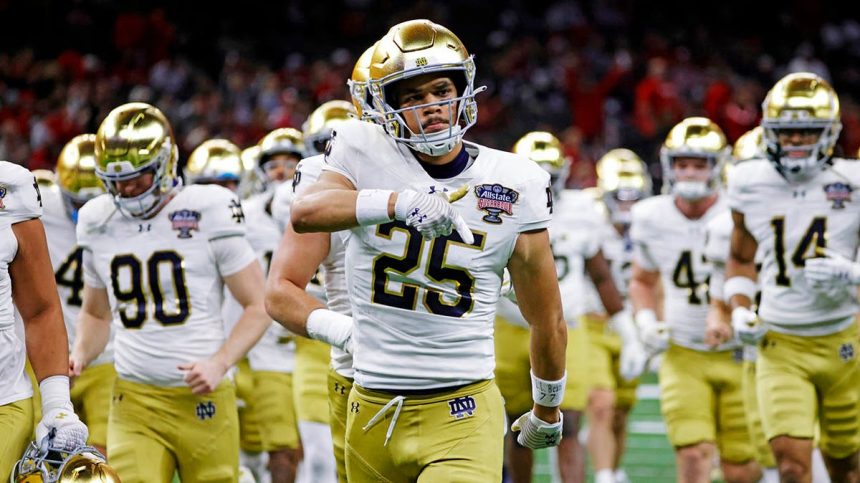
left=280, top=155, right=354, bottom=377
left=0, top=162, right=42, bottom=405
left=323, top=120, right=552, bottom=390
left=232, top=191, right=296, bottom=373
left=41, top=184, right=114, bottom=366
left=631, top=194, right=735, bottom=351
left=77, top=184, right=255, bottom=386
left=728, top=158, right=860, bottom=335
left=496, top=189, right=603, bottom=328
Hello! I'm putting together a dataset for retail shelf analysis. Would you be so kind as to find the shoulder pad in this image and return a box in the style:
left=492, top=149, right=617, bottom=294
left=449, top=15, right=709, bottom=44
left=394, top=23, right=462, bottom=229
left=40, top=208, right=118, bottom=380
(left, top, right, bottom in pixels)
left=76, top=194, right=116, bottom=248
left=0, top=161, right=43, bottom=224
left=178, top=185, right=247, bottom=240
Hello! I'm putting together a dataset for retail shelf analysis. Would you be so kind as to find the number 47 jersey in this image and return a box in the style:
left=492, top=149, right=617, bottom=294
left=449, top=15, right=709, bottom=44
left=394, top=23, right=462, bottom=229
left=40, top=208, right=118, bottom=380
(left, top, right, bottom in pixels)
left=323, top=120, right=552, bottom=391
left=728, top=158, right=860, bottom=335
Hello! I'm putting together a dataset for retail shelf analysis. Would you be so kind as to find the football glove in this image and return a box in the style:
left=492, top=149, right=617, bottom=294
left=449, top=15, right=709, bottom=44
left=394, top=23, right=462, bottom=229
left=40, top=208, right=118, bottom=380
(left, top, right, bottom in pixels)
left=804, top=249, right=860, bottom=287
left=511, top=410, right=563, bottom=449
left=394, top=189, right=473, bottom=244
left=635, top=310, right=669, bottom=355
left=731, top=306, right=766, bottom=345
left=610, top=311, right=647, bottom=381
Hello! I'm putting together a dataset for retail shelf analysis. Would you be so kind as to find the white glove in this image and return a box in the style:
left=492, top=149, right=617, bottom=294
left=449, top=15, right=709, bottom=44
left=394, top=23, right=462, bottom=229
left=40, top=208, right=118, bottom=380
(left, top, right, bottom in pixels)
left=610, top=311, right=647, bottom=381
left=394, top=189, right=474, bottom=244
left=635, top=310, right=669, bottom=355
left=36, top=376, right=88, bottom=451
left=731, top=306, right=766, bottom=345
left=510, top=411, right=563, bottom=449
left=804, top=249, right=860, bottom=287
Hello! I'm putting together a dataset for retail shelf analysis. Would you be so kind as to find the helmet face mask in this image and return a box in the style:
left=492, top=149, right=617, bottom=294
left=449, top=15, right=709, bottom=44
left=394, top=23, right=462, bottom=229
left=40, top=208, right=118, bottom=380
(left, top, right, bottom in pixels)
left=348, top=44, right=381, bottom=123
left=95, top=102, right=180, bottom=219
left=369, top=20, right=483, bottom=157
left=761, top=72, right=841, bottom=181
left=660, top=117, right=729, bottom=201
left=258, top=127, right=306, bottom=187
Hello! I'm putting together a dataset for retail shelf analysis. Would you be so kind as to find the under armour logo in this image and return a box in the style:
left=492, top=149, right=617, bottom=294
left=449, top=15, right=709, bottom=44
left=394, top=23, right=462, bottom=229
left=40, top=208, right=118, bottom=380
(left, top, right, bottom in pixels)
left=333, top=382, right=346, bottom=395
left=55, top=412, right=68, bottom=420
left=544, top=433, right=560, bottom=446
left=840, top=343, right=855, bottom=362
left=410, top=208, right=420, bottom=217
left=196, top=401, right=216, bottom=420
left=350, top=402, right=360, bottom=413
left=229, top=199, right=245, bottom=224
left=448, top=396, right=477, bottom=419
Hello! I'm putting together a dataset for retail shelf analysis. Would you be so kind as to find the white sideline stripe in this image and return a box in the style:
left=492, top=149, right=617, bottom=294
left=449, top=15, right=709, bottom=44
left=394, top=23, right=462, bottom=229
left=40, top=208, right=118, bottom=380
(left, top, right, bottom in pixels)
left=636, top=383, right=660, bottom=399
left=629, top=420, right=667, bottom=434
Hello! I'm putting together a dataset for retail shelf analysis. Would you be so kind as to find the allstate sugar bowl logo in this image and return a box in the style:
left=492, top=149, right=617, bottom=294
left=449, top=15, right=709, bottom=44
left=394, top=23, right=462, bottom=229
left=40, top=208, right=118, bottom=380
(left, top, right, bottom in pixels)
left=475, top=184, right=518, bottom=224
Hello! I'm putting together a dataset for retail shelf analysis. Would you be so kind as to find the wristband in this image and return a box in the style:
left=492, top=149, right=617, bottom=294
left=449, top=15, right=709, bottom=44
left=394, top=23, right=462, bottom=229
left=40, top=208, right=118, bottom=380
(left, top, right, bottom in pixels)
left=40, top=375, right=72, bottom=413
left=306, top=308, right=353, bottom=351
left=355, top=189, right=394, bottom=226
left=530, top=370, right=567, bottom=407
left=724, top=276, right=757, bottom=303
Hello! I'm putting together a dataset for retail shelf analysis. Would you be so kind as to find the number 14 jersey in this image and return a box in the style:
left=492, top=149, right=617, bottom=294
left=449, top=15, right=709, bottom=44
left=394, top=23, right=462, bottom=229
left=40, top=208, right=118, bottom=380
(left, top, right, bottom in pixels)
left=323, top=120, right=552, bottom=391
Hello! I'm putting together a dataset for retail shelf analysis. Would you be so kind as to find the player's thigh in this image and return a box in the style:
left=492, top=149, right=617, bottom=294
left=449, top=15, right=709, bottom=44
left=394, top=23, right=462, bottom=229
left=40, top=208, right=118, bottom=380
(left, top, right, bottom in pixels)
left=659, top=344, right=716, bottom=448
left=0, top=398, right=33, bottom=478
left=234, top=358, right=263, bottom=452
left=563, top=324, right=590, bottom=412
left=741, top=361, right=776, bottom=468
left=345, top=386, right=404, bottom=483
left=176, top=383, right=240, bottom=483
left=712, top=351, right=755, bottom=463
left=584, top=316, right=618, bottom=391
left=253, top=370, right=300, bottom=451
left=294, top=337, right=331, bottom=424
left=817, top=325, right=860, bottom=458
left=328, top=368, right=353, bottom=483
left=756, top=331, right=817, bottom=442
left=107, top=381, right=176, bottom=483
left=71, top=362, right=116, bottom=448
left=493, top=318, right=532, bottom=417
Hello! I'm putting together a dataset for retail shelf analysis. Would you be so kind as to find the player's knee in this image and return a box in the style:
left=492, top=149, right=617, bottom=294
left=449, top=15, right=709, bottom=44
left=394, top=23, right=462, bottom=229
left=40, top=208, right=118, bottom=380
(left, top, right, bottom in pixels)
left=771, top=436, right=812, bottom=482
left=676, top=443, right=712, bottom=466
left=269, top=448, right=300, bottom=469
left=588, top=389, right=616, bottom=424
left=821, top=451, right=860, bottom=481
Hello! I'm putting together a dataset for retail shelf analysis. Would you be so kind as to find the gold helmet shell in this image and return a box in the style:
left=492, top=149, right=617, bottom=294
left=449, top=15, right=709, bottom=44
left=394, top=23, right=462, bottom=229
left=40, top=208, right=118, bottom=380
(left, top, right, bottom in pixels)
left=368, top=19, right=481, bottom=156
left=348, top=44, right=379, bottom=122
left=184, top=139, right=244, bottom=189
left=512, top=131, right=569, bottom=192
left=12, top=442, right=120, bottom=483
left=258, top=127, right=305, bottom=165
left=95, top=102, right=179, bottom=218
left=302, top=101, right=354, bottom=156
left=761, top=72, right=841, bottom=177
left=239, top=145, right=266, bottom=198
left=732, top=126, right=764, bottom=161
left=596, top=149, right=651, bottom=224
left=57, top=134, right=105, bottom=203
left=660, top=117, right=729, bottom=199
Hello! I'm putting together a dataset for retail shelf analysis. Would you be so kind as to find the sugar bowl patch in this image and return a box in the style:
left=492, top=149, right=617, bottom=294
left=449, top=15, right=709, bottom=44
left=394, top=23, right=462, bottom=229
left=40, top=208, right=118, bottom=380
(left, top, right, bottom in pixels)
left=0, top=184, right=6, bottom=209
left=169, top=209, right=201, bottom=238
left=475, top=184, right=518, bottom=224
left=824, top=182, right=852, bottom=209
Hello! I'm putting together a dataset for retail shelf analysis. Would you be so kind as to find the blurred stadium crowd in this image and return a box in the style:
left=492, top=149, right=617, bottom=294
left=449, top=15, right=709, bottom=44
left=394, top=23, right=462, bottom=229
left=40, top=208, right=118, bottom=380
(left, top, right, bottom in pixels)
left=2, top=0, right=860, bottom=190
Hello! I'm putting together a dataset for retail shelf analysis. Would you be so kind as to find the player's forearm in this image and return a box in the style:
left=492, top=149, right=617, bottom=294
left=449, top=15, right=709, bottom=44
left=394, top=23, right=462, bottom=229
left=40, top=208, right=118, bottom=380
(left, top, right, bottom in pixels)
left=629, top=278, right=658, bottom=313
left=291, top=189, right=365, bottom=233
left=528, top=313, right=567, bottom=381
left=71, top=311, right=111, bottom=369
left=265, top=277, right=326, bottom=337
left=24, top=304, right=68, bottom=382
left=725, top=256, right=757, bottom=309
left=586, top=254, right=625, bottom=315
left=212, top=302, right=270, bottom=370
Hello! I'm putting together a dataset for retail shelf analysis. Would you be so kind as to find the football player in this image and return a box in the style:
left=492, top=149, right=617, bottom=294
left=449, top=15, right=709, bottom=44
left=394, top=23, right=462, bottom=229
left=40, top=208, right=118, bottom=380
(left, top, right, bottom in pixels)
left=0, top=161, right=88, bottom=476
left=266, top=45, right=378, bottom=483
left=495, top=132, right=643, bottom=483
left=288, top=20, right=567, bottom=482
left=69, top=102, right=270, bottom=483
left=630, top=117, right=759, bottom=483
left=259, top=127, right=305, bottom=189
left=585, top=148, right=653, bottom=483
left=303, top=100, right=355, bottom=157
left=727, top=72, right=860, bottom=482
left=40, top=134, right=114, bottom=456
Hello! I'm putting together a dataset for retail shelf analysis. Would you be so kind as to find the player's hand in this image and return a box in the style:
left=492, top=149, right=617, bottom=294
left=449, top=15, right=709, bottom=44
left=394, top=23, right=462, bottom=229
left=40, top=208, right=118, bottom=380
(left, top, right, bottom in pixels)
left=394, top=189, right=473, bottom=244
left=511, top=409, right=563, bottom=449
left=704, top=309, right=733, bottom=348
left=178, top=358, right=229, bottom=395
left=804, top=249, right=860, bottom=287
left=36, top=405, right=88, bottom=452
left=619, top=340, right=648, bottom=381
left=68, top=351, right=87, bottom=379
left=636, top=314, right=669, bottom=355
left=731, top=306, right=766, bottom=345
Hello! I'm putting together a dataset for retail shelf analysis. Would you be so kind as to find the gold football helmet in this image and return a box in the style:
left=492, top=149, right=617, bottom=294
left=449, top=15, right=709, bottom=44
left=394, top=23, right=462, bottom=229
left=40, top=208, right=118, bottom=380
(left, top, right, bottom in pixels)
left=596, top=148, right=651, bottom=224
left=239, top=145, right=266, bottom=198
left=348, top=44, right=380, bottom=122
left=732, top=126, right=765, bottom=162
left=32, top=169, right=56, bottom=186
left=512, top=131, right=569, bottom=193
left=368, top=19, right=483, bottom=156
left=761, top=72, right=841, bottom=178
left=12, top=441, right=120, bottom=482
left=660, top=117, right=729, bottom=199
left=302, top=101, right=355, bottom=156
left=94, top=102, right=180, bottom=218
left=56, top=134, right=106, bottom=221
left=184, top=139, right=244, bottom=190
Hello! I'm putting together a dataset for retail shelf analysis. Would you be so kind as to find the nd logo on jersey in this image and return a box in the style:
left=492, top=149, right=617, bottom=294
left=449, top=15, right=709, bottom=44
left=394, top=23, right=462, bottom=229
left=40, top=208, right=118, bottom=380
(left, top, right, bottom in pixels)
left=195, top=401, right=216, bottom=420
left=448, top=396, right=477, bottom=419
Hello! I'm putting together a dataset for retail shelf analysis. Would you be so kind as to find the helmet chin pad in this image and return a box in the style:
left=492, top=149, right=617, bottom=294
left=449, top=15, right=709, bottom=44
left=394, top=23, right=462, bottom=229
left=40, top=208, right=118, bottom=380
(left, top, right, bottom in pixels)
left=673, top=180, right=712, bottom=200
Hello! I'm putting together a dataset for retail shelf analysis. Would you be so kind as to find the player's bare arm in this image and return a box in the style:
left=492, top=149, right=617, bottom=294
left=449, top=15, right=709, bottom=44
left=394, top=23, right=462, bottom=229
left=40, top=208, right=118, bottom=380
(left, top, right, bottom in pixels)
left=180, top=260, right=269, bottom=394
left=508, top=228, right=567, bottom=423
left=69, top=284, right=112, bottom=376
left=726, top=210, right=758, bottom=311
left=585, top=250, right=624, bottom=316
left=10, top=218, right=68, bottom=381
left=291, top=171, right=362, bottom=233
left=265, top=221, right=330, bottom=336
left=629, top=262, right=660, bottom=314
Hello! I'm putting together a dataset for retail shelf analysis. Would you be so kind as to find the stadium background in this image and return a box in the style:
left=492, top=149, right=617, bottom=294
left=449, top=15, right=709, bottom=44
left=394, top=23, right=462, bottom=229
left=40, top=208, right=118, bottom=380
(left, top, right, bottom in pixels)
left=3, top=0, right=860, bottom=480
